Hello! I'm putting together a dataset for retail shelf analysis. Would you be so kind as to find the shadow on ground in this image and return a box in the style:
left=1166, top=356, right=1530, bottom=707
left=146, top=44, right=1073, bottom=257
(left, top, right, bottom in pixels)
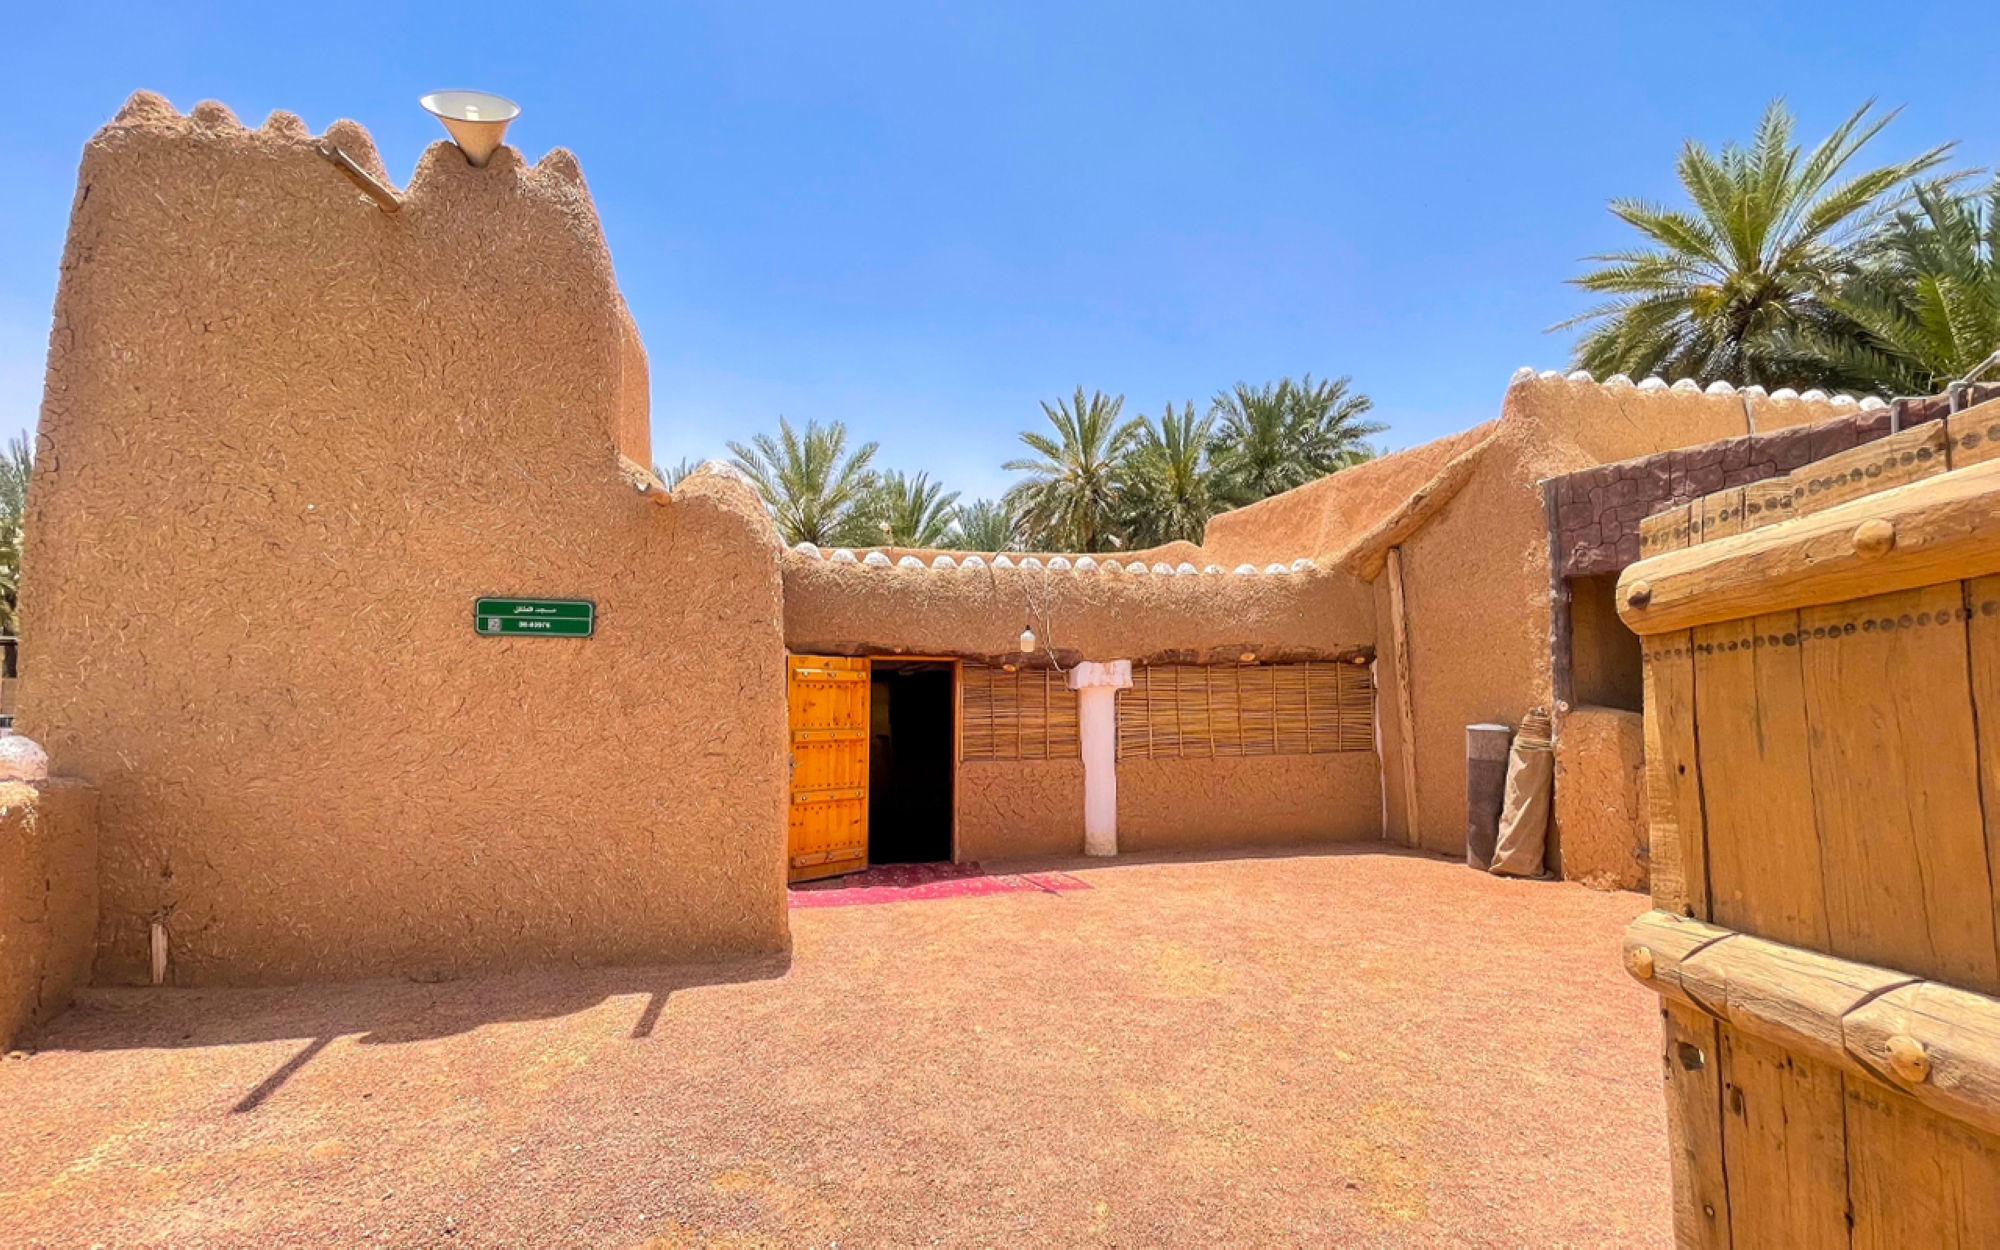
left=34, top=955, right=793, bottom=1111
left=984, top=838, right=1476, bottom=877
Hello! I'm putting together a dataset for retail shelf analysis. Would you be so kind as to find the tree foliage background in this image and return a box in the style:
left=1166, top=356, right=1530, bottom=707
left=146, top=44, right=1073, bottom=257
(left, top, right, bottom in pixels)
left=1563, top=99, right=1998, bottom=398
left=725, top=377, right=1382, bottom=553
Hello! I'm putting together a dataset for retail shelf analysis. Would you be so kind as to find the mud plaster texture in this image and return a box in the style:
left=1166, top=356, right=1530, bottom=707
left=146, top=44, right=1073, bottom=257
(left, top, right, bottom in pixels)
left=1116, top=754, right=1379, bottom=851
left=0, top=781, right=99, bottom=1050
left=0, top=851, right=1666, bottom=1246
left=782, top=557, right=1373, bottom=668
left=20, top=95, right=789, bottom=987
left=1553, top=706, right=1648, bottom=892
left=1364, top=376, right=1844, bottom=854
left=1203, top=421, right=1498, bottom=566
left=956, top=760, right=1084, bottom=860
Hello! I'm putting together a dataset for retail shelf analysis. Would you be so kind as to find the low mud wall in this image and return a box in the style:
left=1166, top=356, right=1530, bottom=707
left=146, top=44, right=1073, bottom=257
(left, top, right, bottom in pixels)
left=957, top=760, right=1086, bottom=861
left=0, top=780, right=99, bottom=1049
left=1551, top=706, right=1646, bottom=891
left=1115, top=754, right=1380, bottom=852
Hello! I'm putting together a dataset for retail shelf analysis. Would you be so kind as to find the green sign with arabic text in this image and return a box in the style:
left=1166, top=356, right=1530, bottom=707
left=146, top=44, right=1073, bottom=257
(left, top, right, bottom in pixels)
left=474, top=597, right=595, bottom=638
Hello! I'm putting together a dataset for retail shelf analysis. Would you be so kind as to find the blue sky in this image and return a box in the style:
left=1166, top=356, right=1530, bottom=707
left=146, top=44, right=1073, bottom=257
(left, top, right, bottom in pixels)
left=3, top=3, right=1996, bottom=502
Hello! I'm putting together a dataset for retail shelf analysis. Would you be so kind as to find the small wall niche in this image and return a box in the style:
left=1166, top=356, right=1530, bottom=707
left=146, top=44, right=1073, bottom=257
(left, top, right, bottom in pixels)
left=1567, top=573, right=1642, bottom=712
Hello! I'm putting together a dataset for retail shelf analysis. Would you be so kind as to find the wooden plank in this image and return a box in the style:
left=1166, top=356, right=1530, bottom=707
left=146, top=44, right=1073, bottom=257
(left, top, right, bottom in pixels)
left=1719, top=1026, right=1851, bottom=1247
left=1701, top=486, right=1747, bottom=542
left=1661, top=1000, right=1734, bottom=1248
left=1631, top=913, right=2000, bottom=1141
left=1788, top=420, right=1949, bottom=518
left=1678, top=932, right=1917, bottom=1073
left=1617, top=455, right=2000, bottom=635
left=1846, top=1079, right=2000, bottom=1248
left=1739, top=478, right=1796, bottom=531
left=1544, top=480, right=1573, bottom=711
left=1946, top=396, right=2000, bottom=469
left=1639, top=502, right=1695, bottom=559
left=1642, top=631, right=1708, bottom=918
left=1692, top=610, right=1831, bottom=950
left=1800, top=585, right=2000, bottom=994
left=1624, top=909, right=1732, bottom=1003
left=1846, top=981, right=2000, bottom=1140
left=1963, top=573, right=2000, bottom=983
left=1385, top=546, right=1422, bottom=847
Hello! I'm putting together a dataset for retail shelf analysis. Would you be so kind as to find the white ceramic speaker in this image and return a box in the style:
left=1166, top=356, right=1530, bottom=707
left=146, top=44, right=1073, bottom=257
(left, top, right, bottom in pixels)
left=419, top=90, right=521, bottom=167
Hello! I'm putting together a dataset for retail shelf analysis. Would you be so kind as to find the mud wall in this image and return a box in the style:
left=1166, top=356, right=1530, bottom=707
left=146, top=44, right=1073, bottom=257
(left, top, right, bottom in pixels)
left=1550, top=706, right=1647, bottom=891
left=1374, top=375, right=1845, bottom=853
left=1116, top=754, right=1379, bottom=851
left=956, top=760, right=1086, bottom=860
left=783, top=557, right=1375, bottom=667
left=1201, top=422, right=1497, bottom=565
left=0, top=780, right=99, bottom=1049
left=20, top=95, right=789, bottom=986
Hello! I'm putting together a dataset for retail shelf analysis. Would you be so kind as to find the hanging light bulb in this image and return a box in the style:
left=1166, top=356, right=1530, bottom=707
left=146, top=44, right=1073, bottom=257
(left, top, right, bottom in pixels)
left=1020, top=625, right=1037, bottom=654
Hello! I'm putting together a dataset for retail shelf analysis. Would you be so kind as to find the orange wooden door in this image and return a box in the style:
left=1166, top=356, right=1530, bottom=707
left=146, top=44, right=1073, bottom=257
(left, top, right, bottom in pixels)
left=787, top=655, right=870, bottom=883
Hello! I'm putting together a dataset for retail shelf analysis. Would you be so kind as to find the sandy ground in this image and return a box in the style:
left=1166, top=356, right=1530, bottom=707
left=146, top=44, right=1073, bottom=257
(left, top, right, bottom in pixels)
left=0, top=847, right=1666, bottom=1247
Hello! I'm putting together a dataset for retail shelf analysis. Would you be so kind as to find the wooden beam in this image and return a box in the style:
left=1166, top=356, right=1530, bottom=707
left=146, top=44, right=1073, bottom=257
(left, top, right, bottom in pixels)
left=1541, top=479, right=1573, bottom=713
left=1616, top=457, right=2000, bottom=635
left=1384, top=546, right=1422, bottom=847
left=1625, top=910, right=2000, bottom=1139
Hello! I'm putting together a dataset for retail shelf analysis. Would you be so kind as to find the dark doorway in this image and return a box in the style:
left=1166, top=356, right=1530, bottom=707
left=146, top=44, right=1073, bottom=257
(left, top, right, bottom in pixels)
left=868, top=661, right=955, bottom=863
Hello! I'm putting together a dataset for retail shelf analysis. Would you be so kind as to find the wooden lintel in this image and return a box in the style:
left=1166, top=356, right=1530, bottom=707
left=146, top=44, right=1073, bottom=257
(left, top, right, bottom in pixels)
left=1384, top=546, right=1421, bottom=846
left=1616, top=457, right=2000, bottom=635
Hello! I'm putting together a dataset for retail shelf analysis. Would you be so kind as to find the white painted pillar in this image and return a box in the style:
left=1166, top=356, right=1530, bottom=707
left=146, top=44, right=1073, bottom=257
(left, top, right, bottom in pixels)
left=1068, top=660, right=1131, bottom=857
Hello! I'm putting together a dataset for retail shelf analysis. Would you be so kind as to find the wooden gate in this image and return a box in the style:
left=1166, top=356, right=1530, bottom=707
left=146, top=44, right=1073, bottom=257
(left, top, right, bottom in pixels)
left=1617, top=407, right=2000, bottom=1245
left=787, top=655, right=870, bottom=884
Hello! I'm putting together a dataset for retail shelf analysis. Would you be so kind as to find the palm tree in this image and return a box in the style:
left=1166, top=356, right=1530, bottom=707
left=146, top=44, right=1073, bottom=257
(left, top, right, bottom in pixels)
left=0, top=435, right=31, bottom=636
left=839, top=470, right=962, bottom=548
left=727, top=417, right=880, bottom=547
left=1774, top=178, right=2000, bottom=396
left=1560, top=100, right=1954, bottom=387
left=946, top=498, right=1015, bottom=552
left=1119, top=401, right=1222, bottom=546
left=1003, top=388, right=1142, bottom=552
left=653, top=457, right=698, bottom=488
left=1208, top=376, right=1381, bottom=504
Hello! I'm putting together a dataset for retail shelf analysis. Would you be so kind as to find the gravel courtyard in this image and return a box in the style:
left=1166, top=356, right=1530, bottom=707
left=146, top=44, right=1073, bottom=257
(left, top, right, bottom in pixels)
left=0, top=848, right=1666, bottom=1246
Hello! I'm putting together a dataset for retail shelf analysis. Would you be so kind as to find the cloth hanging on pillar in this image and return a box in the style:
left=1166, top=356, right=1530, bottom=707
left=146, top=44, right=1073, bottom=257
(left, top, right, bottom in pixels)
left=1490, top=707, right=1553, bottom=877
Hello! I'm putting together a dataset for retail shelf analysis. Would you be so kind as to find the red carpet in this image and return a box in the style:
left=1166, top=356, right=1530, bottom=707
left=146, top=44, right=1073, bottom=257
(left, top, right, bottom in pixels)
left=789, top=861, right=1091, bottom=908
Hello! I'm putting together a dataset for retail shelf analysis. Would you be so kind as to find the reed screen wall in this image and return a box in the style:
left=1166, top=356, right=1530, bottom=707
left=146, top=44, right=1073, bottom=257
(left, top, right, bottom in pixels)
left=1116, top=663, right=1374, bottom=759
left=960, top=665, right=1081, bottom=761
